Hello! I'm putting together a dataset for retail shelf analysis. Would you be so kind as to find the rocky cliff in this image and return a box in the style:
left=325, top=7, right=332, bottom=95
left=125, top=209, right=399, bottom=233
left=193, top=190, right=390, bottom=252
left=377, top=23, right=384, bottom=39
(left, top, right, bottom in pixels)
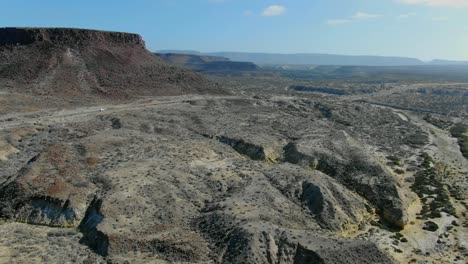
left=0, top=27, right=145, bottom=47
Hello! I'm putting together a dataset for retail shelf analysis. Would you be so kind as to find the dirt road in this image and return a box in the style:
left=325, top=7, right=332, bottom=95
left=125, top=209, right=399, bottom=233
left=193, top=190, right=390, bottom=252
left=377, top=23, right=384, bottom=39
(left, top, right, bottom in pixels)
left=0, top=95, right=241, bottom=131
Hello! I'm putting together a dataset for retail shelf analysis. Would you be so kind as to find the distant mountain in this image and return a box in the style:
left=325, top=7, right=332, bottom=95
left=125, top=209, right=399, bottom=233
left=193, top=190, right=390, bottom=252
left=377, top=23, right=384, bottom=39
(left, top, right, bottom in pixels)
left=157, top=51, right=468, bottom=67
left=157, top=51, right=426, bottom=66
left=156, top=53, right=229, bottom=64
left=209, top=52, right=425, bottom=66
left=428, top=59, right=468, bottom=65
left=155, top=53, right=259, bottom=75
left=261, top=64, right=468, bottom=82
left=158, top=50, right=203, bottom=55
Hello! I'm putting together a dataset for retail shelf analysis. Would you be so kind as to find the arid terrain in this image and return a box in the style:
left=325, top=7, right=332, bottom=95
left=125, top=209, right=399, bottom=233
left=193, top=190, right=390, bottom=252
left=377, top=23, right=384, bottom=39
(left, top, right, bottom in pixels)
left=0, top=28, right=466, bottom=264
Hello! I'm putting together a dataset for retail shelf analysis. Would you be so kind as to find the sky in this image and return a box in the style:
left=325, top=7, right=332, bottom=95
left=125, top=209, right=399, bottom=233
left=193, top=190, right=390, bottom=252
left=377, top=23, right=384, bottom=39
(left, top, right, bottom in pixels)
left=1, top=0, right=467, bottom=61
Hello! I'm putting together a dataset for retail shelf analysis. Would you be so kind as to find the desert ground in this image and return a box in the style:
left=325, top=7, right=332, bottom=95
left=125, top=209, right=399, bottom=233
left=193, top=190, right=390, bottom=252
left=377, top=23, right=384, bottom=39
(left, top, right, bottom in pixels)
left=0, top=28, right=466, bottom=263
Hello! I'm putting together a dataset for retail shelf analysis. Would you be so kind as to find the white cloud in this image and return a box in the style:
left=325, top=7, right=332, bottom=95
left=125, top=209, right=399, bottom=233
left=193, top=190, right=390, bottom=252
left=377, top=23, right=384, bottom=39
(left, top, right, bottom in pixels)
left=326, top=19, right=352, bottom=25
left=432, top=16, right=449, bottom=21
left=397, top=12, right=417, bottom=19
left=352, top=12, right=381, bottom=19
left=326, top=11, right=380, bottom=25
left=398, top=0, right=468, bottom=7
left=261, top=5, right=287, bottom=16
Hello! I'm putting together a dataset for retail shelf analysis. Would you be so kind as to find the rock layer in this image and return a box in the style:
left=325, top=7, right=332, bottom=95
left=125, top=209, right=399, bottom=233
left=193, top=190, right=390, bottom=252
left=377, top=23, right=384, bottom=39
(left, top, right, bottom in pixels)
left=0, top=27, right=145, bottom=47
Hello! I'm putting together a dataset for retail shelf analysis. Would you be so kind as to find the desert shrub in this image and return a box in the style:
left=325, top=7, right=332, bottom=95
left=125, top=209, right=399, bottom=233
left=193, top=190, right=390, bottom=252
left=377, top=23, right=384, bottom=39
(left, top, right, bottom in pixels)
left=450, top=124, right=468, bottom=159
left=91, top=174, right=112, bottom=190
left=411, top=153, right=455, bottom=219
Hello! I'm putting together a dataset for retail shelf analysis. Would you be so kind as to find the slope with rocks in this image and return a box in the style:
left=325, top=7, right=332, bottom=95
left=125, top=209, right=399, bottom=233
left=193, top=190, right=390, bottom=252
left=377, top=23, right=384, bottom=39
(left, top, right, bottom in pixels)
left=0, top=97, right=396, bottom=263
left=0, top=28, right=222, bottom=101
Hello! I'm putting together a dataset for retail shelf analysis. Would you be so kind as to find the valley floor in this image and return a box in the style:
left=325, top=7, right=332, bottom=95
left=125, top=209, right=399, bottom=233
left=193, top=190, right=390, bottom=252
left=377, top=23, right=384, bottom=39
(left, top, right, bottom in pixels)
left=0, top=80, right=467, bottom=263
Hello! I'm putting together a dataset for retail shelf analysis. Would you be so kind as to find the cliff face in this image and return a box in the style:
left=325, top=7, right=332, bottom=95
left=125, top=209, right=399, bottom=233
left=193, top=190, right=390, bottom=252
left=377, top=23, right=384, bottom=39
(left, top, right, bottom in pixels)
left=0, top=28, right=223, bottom=99
left=0, top=27, right=145, bottom=47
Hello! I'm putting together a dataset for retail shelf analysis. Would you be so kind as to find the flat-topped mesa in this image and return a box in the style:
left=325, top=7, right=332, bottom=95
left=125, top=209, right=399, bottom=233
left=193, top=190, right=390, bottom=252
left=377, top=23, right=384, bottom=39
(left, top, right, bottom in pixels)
left=0, top=27, right=224, bottom=99
left=0, top=27, right=145, bottom=47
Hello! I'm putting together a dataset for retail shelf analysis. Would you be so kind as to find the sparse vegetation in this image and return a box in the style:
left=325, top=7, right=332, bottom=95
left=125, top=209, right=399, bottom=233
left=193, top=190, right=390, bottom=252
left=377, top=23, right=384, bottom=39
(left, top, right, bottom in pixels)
left=450, top=123, right=468, bottom=159
left=0, top=27, right=466, bottom=264
left=411, top=153, right=456, bottom=219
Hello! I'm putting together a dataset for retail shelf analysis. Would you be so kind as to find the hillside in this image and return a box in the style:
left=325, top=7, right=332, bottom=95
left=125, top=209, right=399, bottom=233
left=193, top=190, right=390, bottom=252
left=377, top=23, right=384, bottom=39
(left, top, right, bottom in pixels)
left=0, top=28, right=222, bottom=101
left=155, top=53, right=259, bottom=74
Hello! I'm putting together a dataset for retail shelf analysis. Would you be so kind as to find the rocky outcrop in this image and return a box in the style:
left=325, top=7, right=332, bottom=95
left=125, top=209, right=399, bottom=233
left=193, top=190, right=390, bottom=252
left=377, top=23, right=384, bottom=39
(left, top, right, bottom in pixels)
left=79, top=198, right=108, bottom=255
left=0, top=143, right=96, bottom=227
left=212, top=134, right=400, bottom=230
left=13, top=196, right=78, bottom=227
left=214, top=135, right=282, bottom=162
left=282, top=139, right=408, bottom=229
left=263, top=164, right=372, bottom=232
left=79, top=197, right=208, bottom=261
left=218, top=136, right=267, bottom=161
left=293, top=244, right=325, bottom=263
left=199, top=223, right=393, bottom=264
left=299, top=179, right=371, bottom=231
left=0, top=27, right=145, bottom=47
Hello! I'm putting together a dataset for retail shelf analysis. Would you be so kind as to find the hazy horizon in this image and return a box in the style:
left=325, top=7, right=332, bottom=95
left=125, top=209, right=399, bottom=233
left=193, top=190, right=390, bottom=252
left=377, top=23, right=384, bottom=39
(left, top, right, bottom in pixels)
left=156, top=49, right=468, bottom=63
left=1, top=0, right=467, bottom=61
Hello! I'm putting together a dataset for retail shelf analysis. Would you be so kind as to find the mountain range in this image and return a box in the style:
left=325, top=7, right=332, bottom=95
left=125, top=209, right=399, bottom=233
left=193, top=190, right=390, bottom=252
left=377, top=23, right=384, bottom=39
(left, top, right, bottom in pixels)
left=158, top=50, right=468, bottom=67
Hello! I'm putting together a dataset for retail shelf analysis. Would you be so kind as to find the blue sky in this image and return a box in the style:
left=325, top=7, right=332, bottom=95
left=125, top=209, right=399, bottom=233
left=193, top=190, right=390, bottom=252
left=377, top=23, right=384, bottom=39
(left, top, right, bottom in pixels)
left=1, top=0, right=467, bottom=60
